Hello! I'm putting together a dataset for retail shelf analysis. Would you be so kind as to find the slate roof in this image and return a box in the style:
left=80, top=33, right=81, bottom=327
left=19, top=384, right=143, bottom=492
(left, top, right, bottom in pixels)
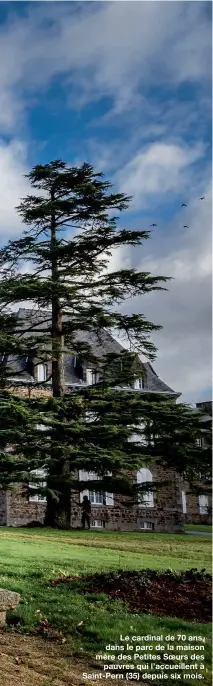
left=16, top=308, right=124, bottom=355
left=142, top=362, right=178, bottom=395
left=7, top=308, right=180, bottom=396
left=3, top=355, right=34, bottom=383
left=192, top=408, right=212, bottom=423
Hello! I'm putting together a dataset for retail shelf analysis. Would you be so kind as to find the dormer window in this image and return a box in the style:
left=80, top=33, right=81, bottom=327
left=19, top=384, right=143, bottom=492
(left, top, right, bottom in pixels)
left=86, top=369, right=99, bottom=385
left=134, top=378, right=145, bottom=390
left=72, top=356, right=83, bottom=381
left=37, top=363, right=48, bottom=382
left=0, top=353, right=7, bottom=363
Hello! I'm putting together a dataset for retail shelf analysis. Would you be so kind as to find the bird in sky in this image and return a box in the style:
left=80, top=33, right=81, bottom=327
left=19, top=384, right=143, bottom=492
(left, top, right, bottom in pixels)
left=181, top=203, right=187, bottom=207
left=200, top=197, right=205, bottom=200
left=150, top=223, right=157, bottom=227
left=183, top=225, right=188, bottom=229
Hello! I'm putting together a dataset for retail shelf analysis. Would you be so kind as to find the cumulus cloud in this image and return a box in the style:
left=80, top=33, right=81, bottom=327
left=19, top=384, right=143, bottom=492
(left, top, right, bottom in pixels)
left=0, top=139, right=29, bottom=240
left=0, top=1, right=211, bottom=133
left=0, top=1, right=211, bottom=405
left=122, top=183, right=212, bottom=403
left=116, top=141, right=206, bottom=210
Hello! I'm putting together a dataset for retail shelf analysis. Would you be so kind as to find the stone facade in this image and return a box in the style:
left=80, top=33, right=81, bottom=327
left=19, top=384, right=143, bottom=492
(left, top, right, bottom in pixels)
left=180, top=482, right=212, bottom=525
left=0, top=386, right=184, bottom=533
left=70, top=465, right=184, bottom=533
left=0, top=491, right=8, bottom=527
left=0, top=391, right=211, bottom=530
left=2, top=486, right=46, bottom=528
left=0, top=477, right=211, bottom=530
left=1, top=465, right=184, bottom=533
left=0, top=307, right=211, bottom=531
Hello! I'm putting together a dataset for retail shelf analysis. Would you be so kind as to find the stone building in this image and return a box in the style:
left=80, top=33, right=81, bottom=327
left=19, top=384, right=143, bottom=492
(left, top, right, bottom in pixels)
left=180, top=401, right=212, bottom=525
left=0, top=309, right=211, bottom=531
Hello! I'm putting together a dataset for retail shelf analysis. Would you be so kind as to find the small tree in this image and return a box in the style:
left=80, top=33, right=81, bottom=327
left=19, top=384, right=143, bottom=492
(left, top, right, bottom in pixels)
left=0, top=160, right=210, bottom=527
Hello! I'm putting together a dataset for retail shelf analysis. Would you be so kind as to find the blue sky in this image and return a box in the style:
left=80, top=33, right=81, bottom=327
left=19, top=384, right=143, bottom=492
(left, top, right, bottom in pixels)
left=0, top=1, right=211, bottom=404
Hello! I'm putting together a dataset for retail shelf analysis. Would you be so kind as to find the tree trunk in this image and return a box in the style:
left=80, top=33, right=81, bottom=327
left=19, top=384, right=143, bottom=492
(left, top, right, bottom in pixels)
left=45, top=191, right=71, bottom=528
left=51, top=189, right=64, bottom=399
left=44, top=482, right=71, bottom=529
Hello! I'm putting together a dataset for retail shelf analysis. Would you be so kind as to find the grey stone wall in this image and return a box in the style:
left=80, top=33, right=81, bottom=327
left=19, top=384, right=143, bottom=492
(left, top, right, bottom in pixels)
left=70, top=466, right=185, bottom=533
left=2, top=385, right=210, bottom=530
left=0, top=491, right=7, bottom=526
left=7, top=487, right=46, bottom=527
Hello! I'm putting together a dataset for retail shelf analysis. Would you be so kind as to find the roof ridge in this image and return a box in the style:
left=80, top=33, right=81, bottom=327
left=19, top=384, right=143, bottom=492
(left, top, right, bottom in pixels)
left=17, top=308, right=124, bottom=348
left=146, top=362, right=159, bottom=377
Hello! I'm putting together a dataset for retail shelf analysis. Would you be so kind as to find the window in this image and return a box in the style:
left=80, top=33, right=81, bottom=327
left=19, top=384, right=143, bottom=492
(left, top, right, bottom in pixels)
left=134, top=378, right=145, bottom=390
left=0, top=353, right=7, bottom=363
left=136, top=468, right=154, bottom=508
left=79, top=470, right=114, bottom=506
left=181, top=490, right=187, bottom=514
left=37, top=363, right=48, bottom=382
left=139, top=378, right=145, bottom=390
left=91, top=520, right=105, bottom=529
left=128, top=422, right=146, bottom=446
left=198, top=494, right=208, bottom=515
left=89, top=490, right=105, bottom=505
left=73, top=356, right=84, bottom=381
left=139, top=521, right=154, bottom=530
left=197, top=437, right=203, bottom=448
left=29, top=468, right=47, bottom=503
left=86, top=369, right=99, bottom=385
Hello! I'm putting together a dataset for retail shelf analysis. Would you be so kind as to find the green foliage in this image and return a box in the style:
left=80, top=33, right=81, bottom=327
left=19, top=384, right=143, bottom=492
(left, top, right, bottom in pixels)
left=0, top=160, right=211, bottom=525
left=0, top=160, right=168, bottom=359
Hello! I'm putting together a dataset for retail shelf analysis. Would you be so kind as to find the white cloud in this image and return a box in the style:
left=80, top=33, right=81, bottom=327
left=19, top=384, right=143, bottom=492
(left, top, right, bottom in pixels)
left=125, top=182, right=212, bottom=403
left=0, top=2, right=210, bottom=133
left=0, top=140, right=29, bottom=239
left=0, top=1, right=210, bottom=405
left=116, top=140, right=206, bottom=210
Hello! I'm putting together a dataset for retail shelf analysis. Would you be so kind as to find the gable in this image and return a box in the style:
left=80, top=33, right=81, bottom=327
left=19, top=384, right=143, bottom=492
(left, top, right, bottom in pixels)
left=11, top=308, right=180, bottom=396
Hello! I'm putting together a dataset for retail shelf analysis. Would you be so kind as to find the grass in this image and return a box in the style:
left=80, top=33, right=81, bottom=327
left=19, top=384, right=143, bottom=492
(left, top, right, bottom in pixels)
left=1, top=526, right=212, bottom=569
left=184, top=523, right=212, bottom=533
left=0, top=527, right=211, bottom=684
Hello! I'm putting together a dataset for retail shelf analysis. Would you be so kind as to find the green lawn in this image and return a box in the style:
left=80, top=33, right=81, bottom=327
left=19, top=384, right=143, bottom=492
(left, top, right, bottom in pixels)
left=0, top=528, right=211, bottom=684
left=184, top=523, right=212, bottom=533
